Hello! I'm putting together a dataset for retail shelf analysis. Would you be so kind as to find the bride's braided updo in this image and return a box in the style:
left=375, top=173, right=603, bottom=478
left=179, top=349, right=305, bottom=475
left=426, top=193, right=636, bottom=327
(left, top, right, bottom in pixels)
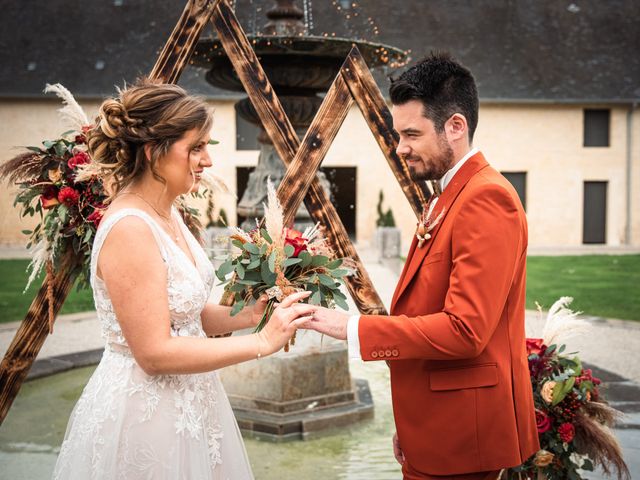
left=83, top=79, right=212, bottom=199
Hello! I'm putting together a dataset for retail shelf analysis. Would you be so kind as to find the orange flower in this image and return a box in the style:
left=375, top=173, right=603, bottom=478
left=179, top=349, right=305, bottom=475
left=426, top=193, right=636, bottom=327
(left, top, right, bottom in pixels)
left=284, top=228, right=308, bottom=257
left=40, top=185, right=59, bottom=209
left=540, top=381, right=556, bottom=404
left=533, top=449, right=554, bottom=467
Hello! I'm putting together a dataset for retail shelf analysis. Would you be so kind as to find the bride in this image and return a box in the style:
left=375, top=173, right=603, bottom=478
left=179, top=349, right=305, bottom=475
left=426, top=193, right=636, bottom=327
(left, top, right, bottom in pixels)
left=52, top=80, right=314, bottom=479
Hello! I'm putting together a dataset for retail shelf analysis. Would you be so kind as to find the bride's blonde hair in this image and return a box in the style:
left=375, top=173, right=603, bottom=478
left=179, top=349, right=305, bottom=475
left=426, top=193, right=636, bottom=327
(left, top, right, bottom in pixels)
left=82, top=79, right=212, bottom=200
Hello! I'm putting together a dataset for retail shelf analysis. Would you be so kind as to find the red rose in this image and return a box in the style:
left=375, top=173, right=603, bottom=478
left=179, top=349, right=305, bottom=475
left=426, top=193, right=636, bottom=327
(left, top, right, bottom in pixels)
left=535, top=409, right=552, bottom=434
left=526, top=338, right=546, bottom=357
left=87, top=209, right=104, bottom=226
left=58, top=186, right=80, bottom=206
left=558, top=422, right=575, bottom=443
left=41, top=185, right=60, bottom=209
left=74, top=134, right=86, bottom=144
left=284, top=228, right=308, bottom=257
left=67, top=151, right=90, bottom=170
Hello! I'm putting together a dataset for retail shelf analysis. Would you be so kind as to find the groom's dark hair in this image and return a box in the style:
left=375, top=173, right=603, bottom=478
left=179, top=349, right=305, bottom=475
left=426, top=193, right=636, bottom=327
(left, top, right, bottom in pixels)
left=389, top=51, right=479, bottom=142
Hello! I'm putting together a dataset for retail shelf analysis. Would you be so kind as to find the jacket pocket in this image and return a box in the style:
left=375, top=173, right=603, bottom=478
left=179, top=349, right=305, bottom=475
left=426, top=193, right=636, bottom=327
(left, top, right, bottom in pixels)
left=421, top=251, right=443, bottom=267
left=430, top=363, right=498, bottom=391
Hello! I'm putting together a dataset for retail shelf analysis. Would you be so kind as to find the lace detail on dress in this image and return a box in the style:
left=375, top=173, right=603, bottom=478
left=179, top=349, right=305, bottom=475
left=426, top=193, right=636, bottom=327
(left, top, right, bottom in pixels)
left=53, top=208, right=254, bottom=479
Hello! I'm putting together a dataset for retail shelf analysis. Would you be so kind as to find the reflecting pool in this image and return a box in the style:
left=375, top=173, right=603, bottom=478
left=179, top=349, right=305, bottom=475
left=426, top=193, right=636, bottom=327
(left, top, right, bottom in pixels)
left=0, top=359, right=401, bottom=479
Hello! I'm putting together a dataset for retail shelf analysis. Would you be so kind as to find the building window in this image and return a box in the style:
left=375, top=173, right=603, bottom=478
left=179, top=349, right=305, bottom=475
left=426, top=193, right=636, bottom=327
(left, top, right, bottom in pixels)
left=583, top=109, right=610, bottom=147
left=583, top=181, right=607, bottom=244
left=236, top=113, right=260, bottom=150
left=501, top=171, right=527, bottom=211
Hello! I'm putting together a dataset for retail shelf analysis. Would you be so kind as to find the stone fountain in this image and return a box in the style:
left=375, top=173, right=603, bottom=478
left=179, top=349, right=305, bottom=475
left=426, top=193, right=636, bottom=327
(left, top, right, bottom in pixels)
left=192, top=0, right=406, bottom=440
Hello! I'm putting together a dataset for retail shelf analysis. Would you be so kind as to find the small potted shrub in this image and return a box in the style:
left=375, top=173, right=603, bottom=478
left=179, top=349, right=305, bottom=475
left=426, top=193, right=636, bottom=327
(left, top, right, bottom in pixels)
left=375, top=190, right=401, bottom=259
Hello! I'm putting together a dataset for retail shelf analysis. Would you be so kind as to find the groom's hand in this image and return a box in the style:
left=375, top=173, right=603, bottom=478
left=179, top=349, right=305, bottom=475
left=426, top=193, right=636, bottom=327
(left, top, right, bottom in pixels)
left=393, top=433, right=405, bottom=465
left=301, top=306, right=349, bottom=340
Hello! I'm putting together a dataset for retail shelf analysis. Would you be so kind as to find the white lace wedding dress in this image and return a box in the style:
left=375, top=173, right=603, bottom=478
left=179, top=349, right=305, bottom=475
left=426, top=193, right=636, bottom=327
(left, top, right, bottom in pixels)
left=52, top=208, right=254, bottom=479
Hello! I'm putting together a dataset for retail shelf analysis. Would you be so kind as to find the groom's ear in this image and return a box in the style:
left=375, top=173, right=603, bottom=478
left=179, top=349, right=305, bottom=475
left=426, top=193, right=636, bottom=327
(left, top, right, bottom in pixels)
left=445, top=113, right=467, bottom=142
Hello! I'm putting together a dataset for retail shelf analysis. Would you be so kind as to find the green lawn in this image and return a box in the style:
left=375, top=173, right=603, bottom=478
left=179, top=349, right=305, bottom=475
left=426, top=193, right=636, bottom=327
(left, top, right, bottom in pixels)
left=0, top=259, right=94, bottom=324
left=0, top=256, right=639, bottom=324
left=526, top=255, right=640, bottom=321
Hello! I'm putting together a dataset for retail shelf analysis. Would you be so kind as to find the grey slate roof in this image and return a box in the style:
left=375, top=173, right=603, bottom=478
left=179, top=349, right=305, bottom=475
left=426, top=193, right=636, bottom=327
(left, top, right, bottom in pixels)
left=0, top=0, right=638, bottom=103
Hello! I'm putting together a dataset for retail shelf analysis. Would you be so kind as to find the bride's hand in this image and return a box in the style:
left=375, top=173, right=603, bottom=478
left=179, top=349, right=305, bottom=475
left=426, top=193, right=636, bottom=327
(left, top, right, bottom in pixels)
left=249, top=295, right=269, bottom=327
left=258, top=291, right=315, bottom=355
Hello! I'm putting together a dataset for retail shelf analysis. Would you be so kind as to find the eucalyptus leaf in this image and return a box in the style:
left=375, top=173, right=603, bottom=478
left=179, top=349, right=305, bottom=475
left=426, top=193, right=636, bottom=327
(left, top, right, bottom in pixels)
left=299, top=251, right=312, bottom=268
left=332, top=269, right=349, bottom=277
left=228, top=283, right=246, bottom=293
left=232, top=239, right=244, bottom=250
left=333, top=294, right=349, bottom=310
left=268, top=250, right=277, bottom=273
left=247, top=259, right=261, bottom=269
left=311, top=255, right=328, bottom=267
left=326, top=259, right=343, bottom=269
left=283, top=258, right=302, bottom=267
left=216, top=259, right=234, bottom=280
left=310, top=290, right=322, bottom=305
left=581, top=459, right=594, bottom=471
left=231, top=300, right=245, bottom=316
left=284, top=244, right=295, bottom=258
left=54, top=143, right=67, bottom=157
left=244, top=243, right=260, bottom=255
left=236, top=262, right=245, bottom=279
left=261, top=261, right=276, bottom=285
left=261, top=228, right=272, bottom=244
left=333, top=289, right=347, bottom=300
left=318, top=274, right=336, bottom=287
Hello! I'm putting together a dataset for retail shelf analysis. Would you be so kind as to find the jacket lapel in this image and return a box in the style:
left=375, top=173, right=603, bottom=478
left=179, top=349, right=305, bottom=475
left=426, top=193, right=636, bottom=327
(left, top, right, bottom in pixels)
left=390, top=234, right=419, bottom=311
left=391, top=152, right=489, bottom=310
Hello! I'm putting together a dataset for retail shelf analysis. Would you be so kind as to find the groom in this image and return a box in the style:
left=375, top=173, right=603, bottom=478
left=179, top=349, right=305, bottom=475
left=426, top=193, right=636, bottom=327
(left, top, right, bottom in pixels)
left=305, top=52, right=539, bottom=479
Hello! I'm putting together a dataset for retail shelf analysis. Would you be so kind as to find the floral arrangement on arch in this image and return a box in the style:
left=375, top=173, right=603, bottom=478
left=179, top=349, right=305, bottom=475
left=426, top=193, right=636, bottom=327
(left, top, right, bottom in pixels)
left=0, top=84, right=205, bottom=329
left=217, top=180, right=352, bottom=349
left=507, top=297, right=629, bottom=480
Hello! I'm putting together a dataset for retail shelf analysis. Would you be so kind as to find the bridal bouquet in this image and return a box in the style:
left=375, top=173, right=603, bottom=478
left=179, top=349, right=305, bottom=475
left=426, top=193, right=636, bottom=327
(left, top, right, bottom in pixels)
left=0, top=85, right=106, bottom=293
left=216, top=181, right=351, bottom=337
left=0, top=84, right=207, bottom=329
left=507, top=298, right=629, bottom=480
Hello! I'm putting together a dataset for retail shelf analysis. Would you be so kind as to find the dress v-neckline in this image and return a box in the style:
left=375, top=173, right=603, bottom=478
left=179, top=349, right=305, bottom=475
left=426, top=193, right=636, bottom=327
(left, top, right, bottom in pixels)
left=154, top=212, right=200, bottom=274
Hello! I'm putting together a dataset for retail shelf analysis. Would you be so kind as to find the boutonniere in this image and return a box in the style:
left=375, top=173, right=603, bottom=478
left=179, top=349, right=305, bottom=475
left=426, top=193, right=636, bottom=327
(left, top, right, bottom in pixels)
left=416, top=198, right=445, bottom=248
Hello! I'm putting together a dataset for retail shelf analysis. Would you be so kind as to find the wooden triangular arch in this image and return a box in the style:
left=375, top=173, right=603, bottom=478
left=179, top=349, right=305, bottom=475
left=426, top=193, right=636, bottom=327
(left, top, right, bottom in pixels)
left=0, top=0, right=430, bottom=424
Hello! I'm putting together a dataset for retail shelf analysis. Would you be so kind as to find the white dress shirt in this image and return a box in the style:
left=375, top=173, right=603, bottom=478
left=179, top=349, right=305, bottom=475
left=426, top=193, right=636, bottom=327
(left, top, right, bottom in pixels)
left=346, top=148, right=479, bottom=359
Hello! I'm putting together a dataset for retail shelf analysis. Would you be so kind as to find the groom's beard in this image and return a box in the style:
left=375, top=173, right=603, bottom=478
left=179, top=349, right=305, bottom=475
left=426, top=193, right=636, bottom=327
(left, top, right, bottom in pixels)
left=406, top=140, right=455, bottom=182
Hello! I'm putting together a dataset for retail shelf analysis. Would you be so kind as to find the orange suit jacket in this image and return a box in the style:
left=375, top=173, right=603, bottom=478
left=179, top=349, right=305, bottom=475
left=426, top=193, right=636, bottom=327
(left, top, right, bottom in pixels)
left=359, top=152, right=539, bottom=477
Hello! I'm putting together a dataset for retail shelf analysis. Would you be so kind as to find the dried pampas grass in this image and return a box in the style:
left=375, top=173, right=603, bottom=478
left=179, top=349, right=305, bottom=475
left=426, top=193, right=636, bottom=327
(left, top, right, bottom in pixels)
left=44, top=83, right=89, bottom=130
left=263, top=178, right=284, bottom=249
left=0, top=152, right=44, bottom=184
left=541, top=296, right=590, bottom=347
left=573, top=404, right=630, bottom=479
